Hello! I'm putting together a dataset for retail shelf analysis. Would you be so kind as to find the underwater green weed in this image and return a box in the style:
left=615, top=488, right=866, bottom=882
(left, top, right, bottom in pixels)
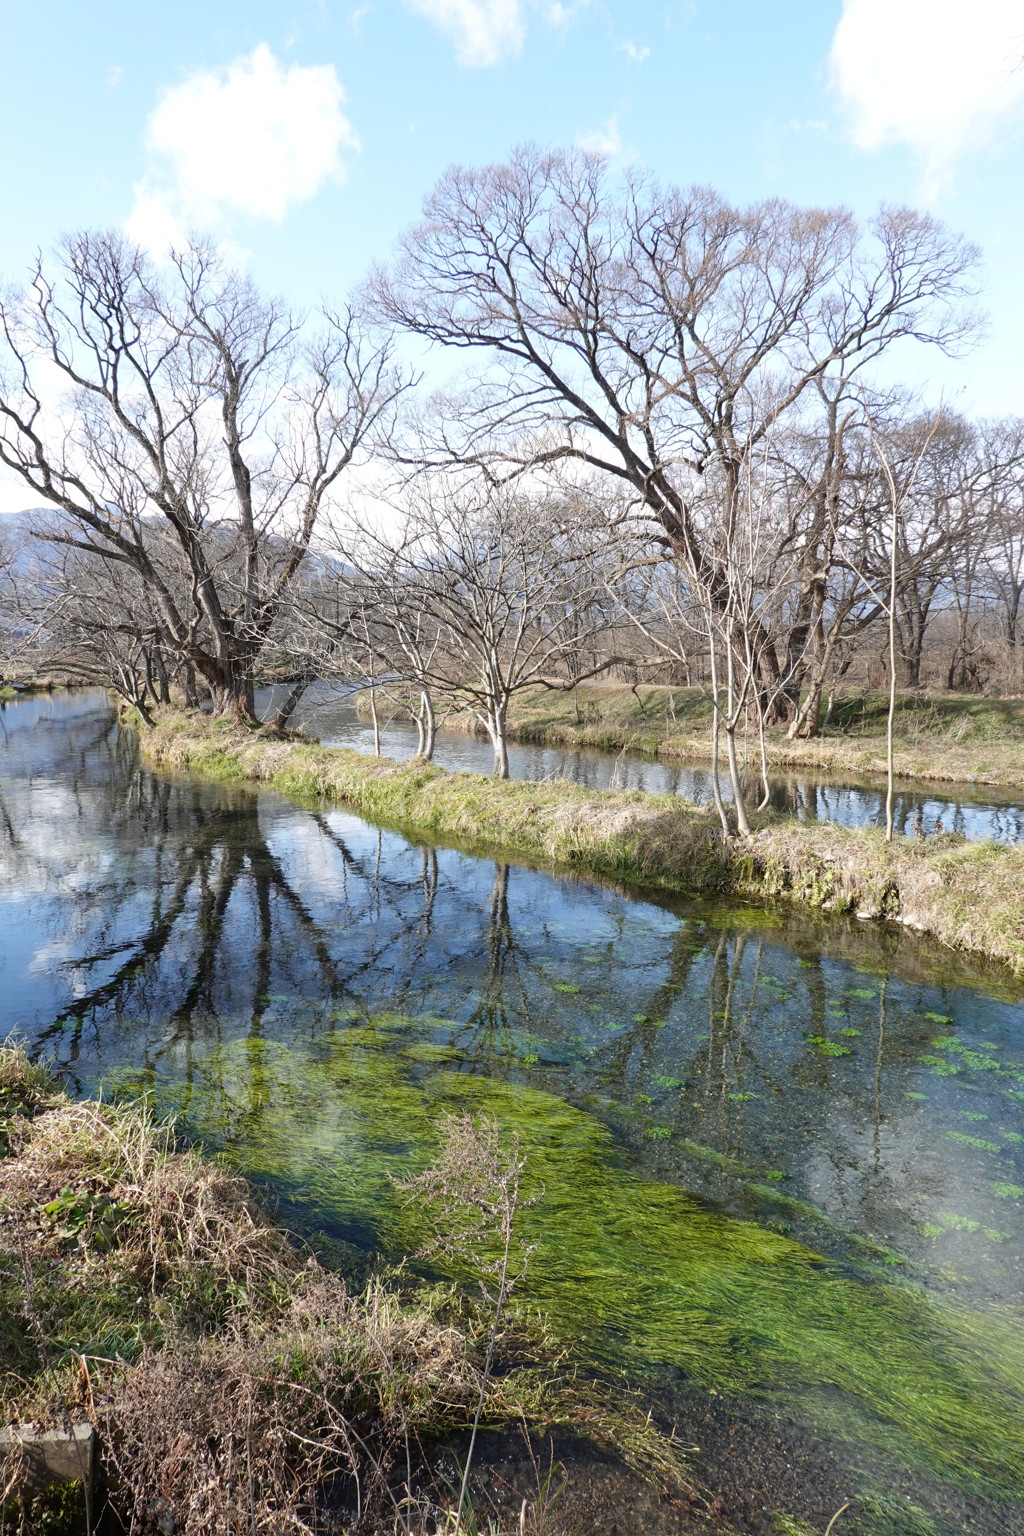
left=946, top=1131, right=1001, bottom=1152
left=132, top=1028, right=1024, bottom=1503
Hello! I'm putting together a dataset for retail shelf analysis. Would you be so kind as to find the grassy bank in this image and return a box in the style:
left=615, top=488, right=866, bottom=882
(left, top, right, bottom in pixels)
left=361, top=684, right=1024, bottom=790
left=0, top=1043, right=687, bottom=1535
left=140, top=710, right=1024, bottom=977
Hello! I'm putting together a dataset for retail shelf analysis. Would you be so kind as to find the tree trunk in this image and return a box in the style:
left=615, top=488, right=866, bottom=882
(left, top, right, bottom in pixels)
left=793, top=676, right=824, bottom=740
left=268, top=677, right=311, bottom=732
left=487, top=704, right=509, bottom=779
left=417, top=689, right=437, bottom=760
left=200, top=654, right=258, bottom=722
left=886, top=495, right=898, bottom=843
left=368, top=684, right=381, bottom=755
left=724, top=722, right=751, bottom=837
left=152, top=647, right=171, bottom=705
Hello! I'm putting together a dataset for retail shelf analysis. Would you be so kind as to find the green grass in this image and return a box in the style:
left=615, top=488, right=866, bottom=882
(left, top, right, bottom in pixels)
left=139, top=710, right=1024, bottom=976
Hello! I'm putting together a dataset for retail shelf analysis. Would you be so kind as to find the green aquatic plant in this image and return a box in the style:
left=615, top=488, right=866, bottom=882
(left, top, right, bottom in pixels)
left=111, top=1021, right=1024, bottom=1504
left=805, top=1036, right=852, bottom=1058
left=946, top=1131, right=1002, bottom=1152
left=919, top=1055, right=960, bottom=1076
left=989, top=1182, right=1024, bottom=1199
left=931, top=1037, right=1021, bottom=1078
left=932, top=1214, right=1010, bottom=1243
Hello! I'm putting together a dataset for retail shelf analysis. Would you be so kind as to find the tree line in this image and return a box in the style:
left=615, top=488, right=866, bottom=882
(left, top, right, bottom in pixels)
left=1, top=148, right=1021, bottom=823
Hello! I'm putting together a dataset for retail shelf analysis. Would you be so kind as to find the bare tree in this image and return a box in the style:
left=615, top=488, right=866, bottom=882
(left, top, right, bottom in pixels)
left=375, top=146, right=979, bottom=715
left=608, top=448, right=804, bottom=835
left=855, top=406, right=943, bottom=839
left=326, top=481, right=622, bottom=777
left=973, top=419, right=1024, bottom=688
left=0, top=233, right=407, bottom=719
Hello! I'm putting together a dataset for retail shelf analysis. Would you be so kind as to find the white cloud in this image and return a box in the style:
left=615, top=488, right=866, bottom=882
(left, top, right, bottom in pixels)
left=403, top=0, right=590, bottom=66
left=106, top=64, right=124, bottom=90
left=616, top=40, right=650, bottom=64
left=577, top=116, right=622, bottom=156
left=830, top=0, right=1024, bottom=187
left=126, top=45, right=358, bottom=253
left=404, top=0, right=525, bottom=66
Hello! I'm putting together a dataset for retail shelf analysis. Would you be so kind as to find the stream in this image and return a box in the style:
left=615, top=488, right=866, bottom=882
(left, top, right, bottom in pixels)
left=277, top=681, right=1024, bottom=846
left=2, top=690, right=1024, bottom=1535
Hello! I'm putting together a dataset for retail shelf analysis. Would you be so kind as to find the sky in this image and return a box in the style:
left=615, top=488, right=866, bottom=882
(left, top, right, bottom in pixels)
left=1, top=0, right=1022, bottom=511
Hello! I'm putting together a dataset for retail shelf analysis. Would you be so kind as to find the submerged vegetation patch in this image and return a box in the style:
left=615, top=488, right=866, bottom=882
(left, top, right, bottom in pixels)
left=114, top=1016, right=1024, bottom=1506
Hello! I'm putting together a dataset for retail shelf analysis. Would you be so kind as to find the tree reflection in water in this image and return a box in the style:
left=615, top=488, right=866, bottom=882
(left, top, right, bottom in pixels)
left=1, top=692, right=1023, bottom=1306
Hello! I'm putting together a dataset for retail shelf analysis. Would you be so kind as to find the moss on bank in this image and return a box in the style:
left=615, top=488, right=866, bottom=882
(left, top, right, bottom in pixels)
left=361, top=683, right=1024, bottom=790
left=140, top=709, right=1024, bottom=977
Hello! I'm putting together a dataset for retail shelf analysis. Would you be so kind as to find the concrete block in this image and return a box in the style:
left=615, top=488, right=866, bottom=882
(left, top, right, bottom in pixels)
left=0, top=1421, right=96, bottom=1490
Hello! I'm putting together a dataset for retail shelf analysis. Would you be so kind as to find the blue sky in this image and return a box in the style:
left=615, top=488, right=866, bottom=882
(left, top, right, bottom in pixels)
left=1, top=1, right=1022, bottom=510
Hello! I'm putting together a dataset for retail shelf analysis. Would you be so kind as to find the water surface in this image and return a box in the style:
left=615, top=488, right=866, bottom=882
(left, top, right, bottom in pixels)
left=3, top=691, right=1024, bottom=1534
left=273, top=683, right=1024, bottom=845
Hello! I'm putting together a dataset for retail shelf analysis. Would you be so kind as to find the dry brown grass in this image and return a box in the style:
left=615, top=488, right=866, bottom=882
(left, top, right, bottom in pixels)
left=0, top=1048, right=693, bottom=1534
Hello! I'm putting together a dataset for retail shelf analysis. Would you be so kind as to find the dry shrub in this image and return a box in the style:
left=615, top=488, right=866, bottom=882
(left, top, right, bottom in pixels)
left=0, top=1067, right=692, bottom=1535
left=0, top=1090, right=489, bottom=1533
left=102, top=1278, right=484, bottom=1535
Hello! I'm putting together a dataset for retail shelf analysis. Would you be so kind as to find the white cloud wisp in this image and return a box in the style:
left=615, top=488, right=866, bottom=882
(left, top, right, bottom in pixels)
left=830, top=0, right=1024, bottom=188
left=127, top=45, right=358, bottom=253
left=404, top=0, right=525, bottom=66
left=403, top=0, right=590, bottom=67
left=577, top=115, right=623, bottom=156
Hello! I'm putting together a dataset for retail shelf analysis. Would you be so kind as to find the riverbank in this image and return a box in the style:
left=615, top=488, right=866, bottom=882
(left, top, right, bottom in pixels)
left=0, top=677, right=77, bottom=700
left=0, top=1043, right=687, bottom=1534
left=140, top=710, right=1024, bottom=977
left=357, top=684, right=1024, bottom=790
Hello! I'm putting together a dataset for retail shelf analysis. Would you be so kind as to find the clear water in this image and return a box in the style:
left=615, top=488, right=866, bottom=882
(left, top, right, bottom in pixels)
left=3, top=690, right=1024, bottom=1533
left=274, top=681, right=1024, bottom=845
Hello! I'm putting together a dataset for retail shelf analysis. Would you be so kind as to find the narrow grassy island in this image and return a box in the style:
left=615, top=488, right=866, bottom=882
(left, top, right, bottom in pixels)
left=420, top=684, right=1024, bottom=792
left=141, top=709, right=1024, bottom=977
